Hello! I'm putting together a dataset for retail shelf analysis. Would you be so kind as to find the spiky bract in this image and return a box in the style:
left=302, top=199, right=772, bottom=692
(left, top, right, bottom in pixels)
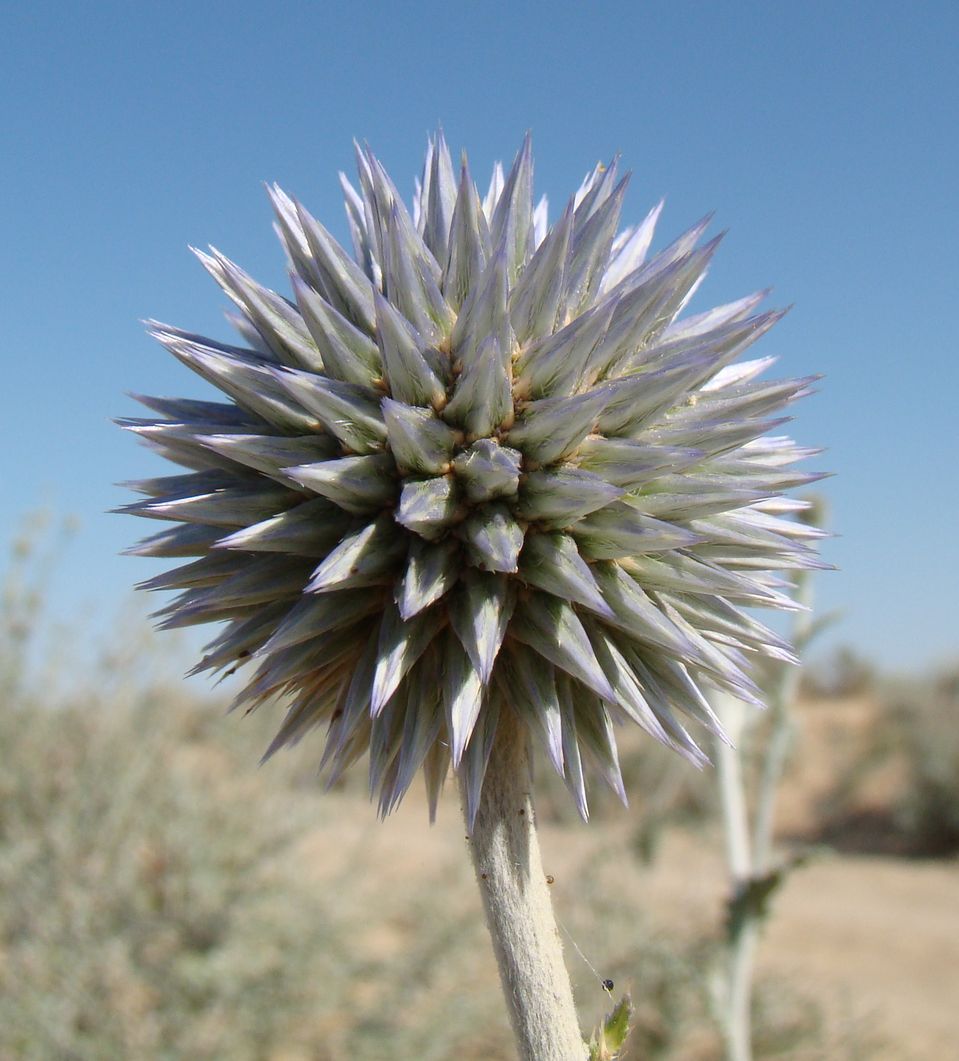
left=120, top=133, right=825, bottom=824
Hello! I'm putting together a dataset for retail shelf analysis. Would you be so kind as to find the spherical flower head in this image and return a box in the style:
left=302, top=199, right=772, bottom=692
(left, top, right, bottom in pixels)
left=120, top=133, right=826, bottom=824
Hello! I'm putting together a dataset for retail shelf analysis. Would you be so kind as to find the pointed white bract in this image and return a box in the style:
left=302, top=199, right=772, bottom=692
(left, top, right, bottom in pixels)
left=122, top=132, right=824, bottom=825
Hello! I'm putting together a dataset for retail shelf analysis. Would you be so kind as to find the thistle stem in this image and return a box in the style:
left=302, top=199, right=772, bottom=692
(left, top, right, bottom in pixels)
left=713, top=567, right=817, bottom=1061
left=714, top=692, right=755, bottom=1061
left=463, top=707, right=587, bottom=1061
left=752, top=569, right=814, bottom=873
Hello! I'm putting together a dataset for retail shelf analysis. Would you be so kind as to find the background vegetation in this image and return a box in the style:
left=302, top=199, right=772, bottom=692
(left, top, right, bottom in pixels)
left=1, top=523, right=952, bottom=1058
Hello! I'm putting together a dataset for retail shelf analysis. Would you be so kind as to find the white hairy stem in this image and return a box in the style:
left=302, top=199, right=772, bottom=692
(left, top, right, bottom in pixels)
left=752, top=569, right=814, bottom=872
left=714, top=569, right=815, bottom=1061
left=714, top=691, right=755, bottom=1061
left=463, top=707, right=587, bottom=1061
left=716, top=693, right=752, bottom=883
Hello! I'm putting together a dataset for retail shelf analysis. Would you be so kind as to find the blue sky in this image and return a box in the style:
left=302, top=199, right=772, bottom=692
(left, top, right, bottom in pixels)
left=2, top=1, right=956, bottom=672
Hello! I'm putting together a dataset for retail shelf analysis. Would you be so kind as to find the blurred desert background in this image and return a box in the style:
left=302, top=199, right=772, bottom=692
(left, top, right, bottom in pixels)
left=4, top=5, right=958, bottom=1059
left=3, top=513, right=956, bottom=1060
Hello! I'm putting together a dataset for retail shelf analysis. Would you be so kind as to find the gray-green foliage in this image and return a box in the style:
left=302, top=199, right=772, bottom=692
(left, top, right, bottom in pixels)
left=814, top=668, right=959, bottom=857
left=0, top=692, right=341, bottom=1059
left=0, top=530, right=336, bottom=1059
left=892, top=669, right=959, bottom=854
left=857, top=669, right=959, bottom=856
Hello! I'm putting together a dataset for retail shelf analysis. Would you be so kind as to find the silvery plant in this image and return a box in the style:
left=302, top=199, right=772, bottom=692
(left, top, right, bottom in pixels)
left=120, top=132, right=822, bottom=1060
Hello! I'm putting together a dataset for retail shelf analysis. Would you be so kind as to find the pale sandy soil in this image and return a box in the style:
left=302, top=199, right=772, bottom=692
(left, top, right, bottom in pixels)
left=761, top=853, right=959, bottom=1059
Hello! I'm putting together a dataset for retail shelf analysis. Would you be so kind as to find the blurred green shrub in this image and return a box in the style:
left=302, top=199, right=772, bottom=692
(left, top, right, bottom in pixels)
left=800, top=646, right=876, bottom=699
left=533, top=731, right=713, bottom=863
left=886, top=667, right=959, bottom=856
left=0, top=689, right=353, bottom=1059
left=816, top=666, right=959, bottom=857
left=0, top=519, right=344, bottom=1058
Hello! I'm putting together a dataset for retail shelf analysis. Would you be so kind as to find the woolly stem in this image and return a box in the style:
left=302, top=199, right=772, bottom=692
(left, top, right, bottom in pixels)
left=714, top=692, right=755, bottom=1061
left=713, top=570, right=816, bottom=1061
left=751, top=568, right=814, bottom=872
left=463, top=707, right=587, bottom=1061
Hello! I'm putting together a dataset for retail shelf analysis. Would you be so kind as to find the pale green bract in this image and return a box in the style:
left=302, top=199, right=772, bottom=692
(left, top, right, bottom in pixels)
left=119, top=133, right=826, bottom=825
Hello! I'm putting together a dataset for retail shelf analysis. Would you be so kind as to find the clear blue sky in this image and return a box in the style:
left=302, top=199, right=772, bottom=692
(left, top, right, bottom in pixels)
left=2, top=1, right=956, bottom=673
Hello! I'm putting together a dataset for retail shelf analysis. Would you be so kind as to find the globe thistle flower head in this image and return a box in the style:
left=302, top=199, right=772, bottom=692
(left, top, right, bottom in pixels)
left=120, top=132, right=826, bottom=825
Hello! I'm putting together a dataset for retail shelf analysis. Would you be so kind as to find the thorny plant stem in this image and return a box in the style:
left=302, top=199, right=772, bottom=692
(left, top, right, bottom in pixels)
left=463, top=707, right=587, bottom=1061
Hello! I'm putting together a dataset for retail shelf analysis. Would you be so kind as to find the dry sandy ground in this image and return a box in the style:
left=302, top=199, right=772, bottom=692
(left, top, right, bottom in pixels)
left=296, top=695, right=959, bottom=1059
left=607, top=828, right=959, bottom=1059
left=306, top=807, right=958, bottom=1059
left=760, top=853, right=959, bottom=1059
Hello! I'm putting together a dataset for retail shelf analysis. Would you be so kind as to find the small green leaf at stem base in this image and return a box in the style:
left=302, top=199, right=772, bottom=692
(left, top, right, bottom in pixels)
left=587, top=993, right=633, bottom=1061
